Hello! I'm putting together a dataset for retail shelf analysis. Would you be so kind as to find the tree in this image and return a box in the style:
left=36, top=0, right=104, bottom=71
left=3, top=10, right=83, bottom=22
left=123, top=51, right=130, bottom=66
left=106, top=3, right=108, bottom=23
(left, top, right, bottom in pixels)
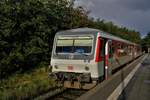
left=142, top=32, right=150, bottom=52
left=0, top=0, right=73, bottom=78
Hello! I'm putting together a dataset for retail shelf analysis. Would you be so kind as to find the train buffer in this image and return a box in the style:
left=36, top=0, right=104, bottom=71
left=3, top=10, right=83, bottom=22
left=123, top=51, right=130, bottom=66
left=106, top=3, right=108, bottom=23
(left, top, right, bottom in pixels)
left=77, top=54, right=150, bottom=100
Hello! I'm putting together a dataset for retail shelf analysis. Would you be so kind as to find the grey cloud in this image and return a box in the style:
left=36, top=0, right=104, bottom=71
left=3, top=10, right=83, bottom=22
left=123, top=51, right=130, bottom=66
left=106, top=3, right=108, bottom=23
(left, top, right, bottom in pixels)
left=117, top=0, right=150, bottom=11
left=75, top=0, right=150, bottom=36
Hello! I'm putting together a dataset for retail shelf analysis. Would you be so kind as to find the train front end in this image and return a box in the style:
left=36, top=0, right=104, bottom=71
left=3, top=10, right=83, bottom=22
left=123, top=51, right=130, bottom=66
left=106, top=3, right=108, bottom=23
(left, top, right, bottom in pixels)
left=49, top=30, right=98, bottom=89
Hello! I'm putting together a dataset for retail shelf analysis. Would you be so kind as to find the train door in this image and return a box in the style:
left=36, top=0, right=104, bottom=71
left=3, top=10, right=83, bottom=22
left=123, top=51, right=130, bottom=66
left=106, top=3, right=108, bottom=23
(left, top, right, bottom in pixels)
left=96, top=38, right=105, bottom=81
left=105, top=40, right=112, bottom=80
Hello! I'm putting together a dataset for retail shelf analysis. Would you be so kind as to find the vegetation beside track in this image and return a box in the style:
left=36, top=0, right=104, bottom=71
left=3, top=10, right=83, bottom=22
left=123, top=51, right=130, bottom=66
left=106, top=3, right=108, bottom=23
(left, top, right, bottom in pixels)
left=0, top=67, right=55, bottom=100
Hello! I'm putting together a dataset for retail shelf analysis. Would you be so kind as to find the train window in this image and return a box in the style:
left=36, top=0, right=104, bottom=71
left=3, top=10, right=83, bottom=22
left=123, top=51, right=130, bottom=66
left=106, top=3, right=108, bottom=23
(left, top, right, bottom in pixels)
left=74, top=39, right=92, bottom=53
left=100, top=39, right=105, bottom=57
left=112, top=41, right=115, bottom=54
left=109, top=42, right=113, bottom=58
left=56, top=36, right=93, bottom=54
left=119, top=43, right=128, bottom=56
left=56, top=39, right=73, bottom=53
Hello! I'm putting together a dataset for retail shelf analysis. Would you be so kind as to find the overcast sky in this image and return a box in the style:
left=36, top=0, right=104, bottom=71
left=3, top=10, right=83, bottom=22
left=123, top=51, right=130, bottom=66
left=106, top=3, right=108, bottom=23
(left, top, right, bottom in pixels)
left=75, top=0, right=150, bottom=37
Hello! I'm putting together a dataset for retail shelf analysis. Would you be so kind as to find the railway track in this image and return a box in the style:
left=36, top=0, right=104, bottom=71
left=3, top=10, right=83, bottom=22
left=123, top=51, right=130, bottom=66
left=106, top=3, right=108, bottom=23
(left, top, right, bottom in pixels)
left=48, top=88, right=87, bottom=100
left=33, top=86, right=66, bottom=100
left=34, top=87, right=88, bottom=100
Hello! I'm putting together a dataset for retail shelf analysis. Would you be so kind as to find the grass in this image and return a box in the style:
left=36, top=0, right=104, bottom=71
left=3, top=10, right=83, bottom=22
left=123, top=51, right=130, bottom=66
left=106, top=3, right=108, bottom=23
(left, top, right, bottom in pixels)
left=0, top=67, right=55, bottom=100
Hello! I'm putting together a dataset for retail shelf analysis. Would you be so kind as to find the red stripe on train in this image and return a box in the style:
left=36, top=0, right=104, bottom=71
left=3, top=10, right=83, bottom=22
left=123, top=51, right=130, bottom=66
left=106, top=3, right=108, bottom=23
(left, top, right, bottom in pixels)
left=95, top=37, right=100, bottom=62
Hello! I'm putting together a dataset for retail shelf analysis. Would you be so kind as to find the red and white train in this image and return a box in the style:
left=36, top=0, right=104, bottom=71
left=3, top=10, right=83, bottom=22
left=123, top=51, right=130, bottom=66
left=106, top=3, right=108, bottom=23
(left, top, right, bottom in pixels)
left=49, top=28, right=141, bottom=89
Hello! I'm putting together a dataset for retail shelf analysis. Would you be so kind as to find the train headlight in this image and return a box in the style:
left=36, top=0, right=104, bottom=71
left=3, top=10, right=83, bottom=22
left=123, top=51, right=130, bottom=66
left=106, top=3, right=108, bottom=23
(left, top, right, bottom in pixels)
left=54, top=65, right=58, bottom=69
left=85, top=66, right=89, bottom=71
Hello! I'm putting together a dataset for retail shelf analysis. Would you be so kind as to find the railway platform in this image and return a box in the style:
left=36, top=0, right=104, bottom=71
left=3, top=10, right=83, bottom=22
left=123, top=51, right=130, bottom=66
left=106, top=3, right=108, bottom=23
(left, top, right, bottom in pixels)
left=118, top=54, right=150, bottom=100
left=77, top=54, right=149, bottom=100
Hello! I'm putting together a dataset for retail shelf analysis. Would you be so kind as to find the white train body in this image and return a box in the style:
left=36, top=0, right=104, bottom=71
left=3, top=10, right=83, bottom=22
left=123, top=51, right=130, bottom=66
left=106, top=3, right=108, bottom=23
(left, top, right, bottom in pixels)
left=49, top=28, right=141, bottom=88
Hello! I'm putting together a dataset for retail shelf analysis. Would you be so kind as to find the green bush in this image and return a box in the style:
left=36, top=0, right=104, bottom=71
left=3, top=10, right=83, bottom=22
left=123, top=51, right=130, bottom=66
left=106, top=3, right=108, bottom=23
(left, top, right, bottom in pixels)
left=0, top=67, right=55, bottom=100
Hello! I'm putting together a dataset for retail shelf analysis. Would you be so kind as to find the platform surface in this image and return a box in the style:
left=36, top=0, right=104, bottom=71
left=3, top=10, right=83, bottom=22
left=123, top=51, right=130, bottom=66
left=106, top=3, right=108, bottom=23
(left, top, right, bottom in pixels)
left=77, top=55, right=146, bottom=100
left=118, top=54, right=150, bottom=100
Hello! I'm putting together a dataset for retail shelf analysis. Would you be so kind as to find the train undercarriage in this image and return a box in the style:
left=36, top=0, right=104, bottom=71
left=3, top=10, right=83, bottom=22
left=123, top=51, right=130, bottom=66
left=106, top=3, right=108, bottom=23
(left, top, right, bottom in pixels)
left=49, top=72, right=98, bottom=89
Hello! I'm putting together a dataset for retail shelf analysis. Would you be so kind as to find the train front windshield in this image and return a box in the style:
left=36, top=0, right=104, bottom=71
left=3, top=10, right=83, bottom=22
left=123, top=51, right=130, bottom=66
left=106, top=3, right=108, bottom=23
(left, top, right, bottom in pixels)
left=56, top=36, right=93, bottom=54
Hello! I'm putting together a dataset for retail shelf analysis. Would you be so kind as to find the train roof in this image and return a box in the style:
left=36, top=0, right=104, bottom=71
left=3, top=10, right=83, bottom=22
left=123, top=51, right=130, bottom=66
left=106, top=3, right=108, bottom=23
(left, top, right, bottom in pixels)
left=57, top=28, right=137, bottom=45
left=57, top=28, right=99, bottom=34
